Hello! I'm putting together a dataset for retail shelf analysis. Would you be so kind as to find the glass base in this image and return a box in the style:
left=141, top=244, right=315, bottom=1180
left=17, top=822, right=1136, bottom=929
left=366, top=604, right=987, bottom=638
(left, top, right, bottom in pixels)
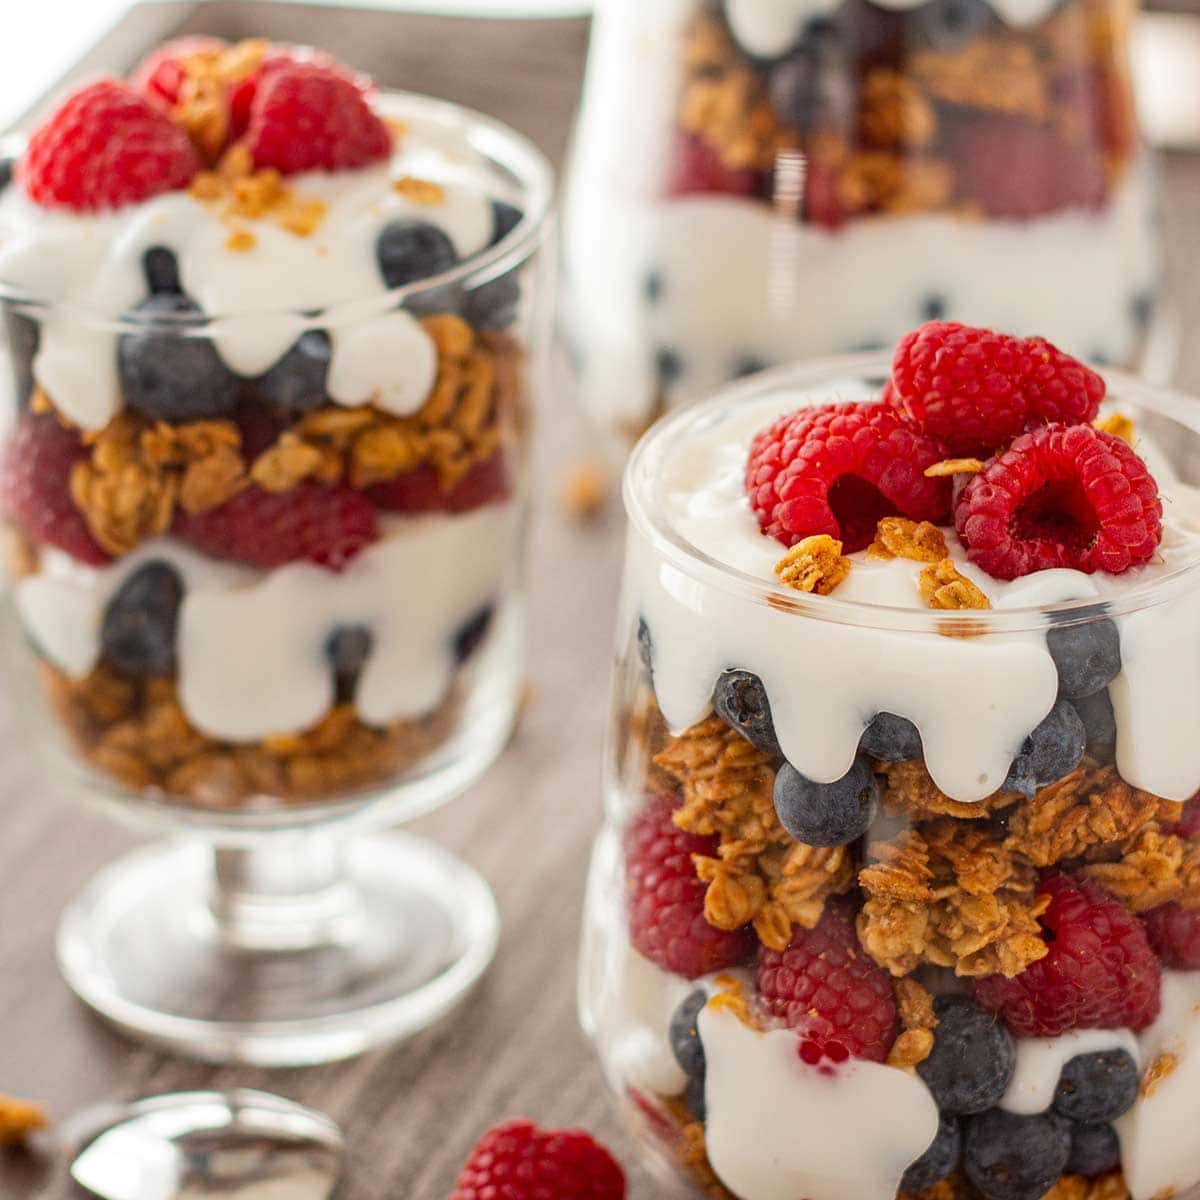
left=57, top=832, right=499, bottom=1066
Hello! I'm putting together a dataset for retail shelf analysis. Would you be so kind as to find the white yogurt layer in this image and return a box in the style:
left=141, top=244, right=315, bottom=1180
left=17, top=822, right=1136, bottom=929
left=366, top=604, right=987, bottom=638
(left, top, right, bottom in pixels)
left=1000, top=1028, right=1141, bottom=1115
left=628, top=386, right=1200, bottom=803
left=0, top=105, right=495, bottom=431
left=17, top=504, right=514, bottom=742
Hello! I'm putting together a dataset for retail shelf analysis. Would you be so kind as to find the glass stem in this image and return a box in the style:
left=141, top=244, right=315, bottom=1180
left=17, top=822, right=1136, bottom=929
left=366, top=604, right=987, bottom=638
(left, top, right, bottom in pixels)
left=209, top=835, right=362, bottom=953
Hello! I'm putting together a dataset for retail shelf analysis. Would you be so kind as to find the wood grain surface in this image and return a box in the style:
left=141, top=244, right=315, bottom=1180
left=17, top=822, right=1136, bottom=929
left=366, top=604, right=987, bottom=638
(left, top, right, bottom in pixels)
left=1, top=9, right=1198, bottom=1199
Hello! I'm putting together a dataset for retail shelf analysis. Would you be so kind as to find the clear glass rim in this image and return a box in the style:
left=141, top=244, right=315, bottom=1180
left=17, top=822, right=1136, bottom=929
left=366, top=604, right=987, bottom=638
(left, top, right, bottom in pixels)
left=0, top=89, right=555, bottom=329
left=623, top=351, right=1200, bottom=635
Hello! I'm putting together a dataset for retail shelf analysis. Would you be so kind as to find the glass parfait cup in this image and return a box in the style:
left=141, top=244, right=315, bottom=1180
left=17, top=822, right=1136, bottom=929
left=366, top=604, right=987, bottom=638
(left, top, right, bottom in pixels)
left=581, top=355, right=1200, bottom=1200
left=0, top=92, right=553, bottom=1066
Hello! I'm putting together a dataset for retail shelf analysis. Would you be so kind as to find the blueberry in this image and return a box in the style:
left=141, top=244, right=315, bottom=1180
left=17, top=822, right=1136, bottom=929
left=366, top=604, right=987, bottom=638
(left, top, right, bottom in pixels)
left=901, top=1114, right=961, bottom=1192
left=463, top=273, right=520, bottom=330
left=100, top=561, right=184, bottom=678
left=637, top=617, right=654, bottom=679
left=1053, top=1050, right=1139, bottom=1124
left=1003, top=698, right=1086, bottom=797
left=376, top=219, right=459, bottom=290
left=118, top=293, right=240, bottom=422
left=1131, top=291, right=1155, bottom=331
left=326, top=624, right=373, bottom=703
left=3, top=301, right=39, bottom=407
left=773, top=757, right=877, bottom=847
left=908, top=0, right=996, bottom=52
left=684, top=1073, right=707, bottom=1123
left=767, top=47, right=853, bottom=134
left=491, top=200, right=523, bottom=245
left=1066, top=1122, right=1121, bottom=1177
left=670, top=990, right=707, bottom=1080
left=454, top=603, right=495, bottom=663
left=712, top=670, right=781, bottom=755
left=655, top=347, right=684, bottom=387
left=1074, top=690, right=1116, bottom=746
left=1047, top=619, right=1121, bottom=700
left=644, top=270, right=664, bottom=305
left=860, top=712, right=922, bottom=762
left=963, top=1110, right=1072, bottom=1200
left=731, top=355, right=770, bottom=380
left=917, top=996, right=1016, bottom=1116
left=254, top=330, right=331, bottom=413
left=142, top=245, right=182, bottom=295
left=923, top=294, right=948, bottom=321
left=0, top=157, right=13, bottom=192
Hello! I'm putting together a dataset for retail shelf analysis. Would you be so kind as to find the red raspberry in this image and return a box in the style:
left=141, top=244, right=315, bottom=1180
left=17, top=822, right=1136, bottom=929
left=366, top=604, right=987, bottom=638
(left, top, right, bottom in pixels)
left=130, top=37, right=228, bottom=109
left=888, top=321, right=1106, bottom=457
left=954, top=115, right=1107, bottom=221
left=241, top=61, right=391, bottom=175
left=368, top=455, right=509, bottom=515
left=954, top=423, right=1162, bottom=581
left=624, top=794, right=754, bottom=979
left=0, top=412, right=109, bottom=566
left=451, top=1119, right=625, bottom=1200
left=173, top=482, right=377, bottom=570
left=1177, top=798, right=1200, bottom=840
left=756, top=898, right=898, bottom=1065
left=667, top=132, right=762, bottom=199
left=975, top=874, right=1161, bottom=1036
left=803, top=157, right=846, bottom=231
left=745, top=402, right=952, bottom=552
left=1143, top=903, right=1200, bottom=971
left=22, top=79, right=200, bottom=212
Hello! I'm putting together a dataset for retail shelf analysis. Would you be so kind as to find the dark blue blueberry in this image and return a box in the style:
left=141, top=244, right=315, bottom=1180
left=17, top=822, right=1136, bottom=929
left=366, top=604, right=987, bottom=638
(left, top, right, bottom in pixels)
left=3, top=301, right=39, bottom=407
left=669, top=990, right=707, bottom=1080
left=773, top=757, right=877, bottom=847
left=454, top=603, right=495, bottom=663
left=637, top=617, right=654, bottom=679
left=376, top=219, right=459, bottom=290
left=0, top=157, right=13, bottom=192
left=1090, top=350, right=1114, bottom=368
left=1131, top=291, right=1155, bottom=331
left=712, top=670, right=781, bottom=756
left=100, top=561, right=184, bottom=678
left=1074, top=690, right=1116, bottom=747
left=463, top=274, right=520, bottom=330
left=142, top=245, right=182, bottom=295
left=767, top=46, right=853, bottom=133
left=1047, top=619, right=1121, bottom=700
left=1053, top=1050, right=1139, bottom=1124
left=254, top=330, right=331, bottom=413
left=963, top=1110, right=1072, bottom=1200
left=731, top=355, right=770, bottom=380
left=917, top=996, right=1016, bottom=1116
left=644, top=270, right=664, bottom=305
left=908, top=0, right=996, bottom=52
left=901, top=1114, right=961, bottom=1192
left=326, top=625, right=373, bottom=703
left=860, top=712, right=922, bottom=762
left=1066, top=1122, right=1121, bottom=1177
left=1003, top=698, right=1087, bottom=797
left=491, top=200, right=523, bottom=245
left=684, top=1073, right=707, bottom=1123
left=655, top=347, right=684, bottom=387
left=118, top=293, right=240, bottom=422
left=923, top=294, right=948, bottom=321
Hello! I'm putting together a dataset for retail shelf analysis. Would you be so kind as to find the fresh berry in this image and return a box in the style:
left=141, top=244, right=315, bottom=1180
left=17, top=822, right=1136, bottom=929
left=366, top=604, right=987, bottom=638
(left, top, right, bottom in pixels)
left=907, top=0, right=994, bottom=51
left=1053, top=1050, right=1139, bottom=1123
left=1074, top=691, right=1116, bottom=747
left=1066, top=1122, right=1121, bottom=1177
left=767, top=47, right=852, bottom=134
left=0, top=412, right=108, bottom=565
left=624, top=794, right=754, bottom=979
left=712, top=670, right=781, bottom=756
left=1003, top=698, right=1086, bottom=797
left=376, top=219, right=459, bottom=290
left=3, top=302, right=39, bottom=407
left=637, top=617, right=654, bottom=680
left=1177, top=798, right=1200, bottom=840
left=1142, top=902, right=1200, bottom=970
left=901, top=1114, right=962, bottom=1193
left=669, top=990, right=708, bottom=1081
left=453, top=604, right=495, bottom=663
left=118, top=293, right=241, bottom=422
left=492, top=200, right=523, bottom=244
left=174, top=482, right=377, bottom=570
left=917, top=996, right=1016, bottom=1115
left=955, top=424, right=1162, bottom=581
left=234, top=400, right=291, bottom=460
left=450, top=1119, right=625, bottom=1200
left=142, top=245, right=182, bottom=295
left=888, top=322, right=1106, bottom=457
left=22, top=79, right=199, bottom=212
left=746, top=402, right=951, bottom=552
left=463, top=274, right=521, bottom=331
left=667, top=132, right=761, bottom=199
left=326, top=624, right=373, bottom=702
left=975, top=873, right=1161, bottom=1036
left=0, top=156, right=15, bottom=192
left=253, top=331, right=331, bottom=413
left=242, top=61, right=391, bottom=175
left=1047, top=618, right=1122, bottom=700
left=100, top=561, right=183, bottom=678
left=130, top=36, right=227, bottom=109
left=860, top=712, right=923, bottom=762
left=803, top=156, right=846, bottom=230
left=955, top=116, right=1107, bottom=221
left=756, top=898, right=897, bottom=1063
left=684, top=1075, right=707, bottom=1122
left=773, top=757, right=878, bottom=847
left=963, top=1109, right=1072, bottom=1200
left=368, top=456, right=509, bottom=515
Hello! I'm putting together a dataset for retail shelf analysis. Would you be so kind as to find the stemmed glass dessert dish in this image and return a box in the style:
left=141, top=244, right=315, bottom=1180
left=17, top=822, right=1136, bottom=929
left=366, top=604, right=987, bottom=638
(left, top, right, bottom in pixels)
left=0, top=38, right=553, bottom=1065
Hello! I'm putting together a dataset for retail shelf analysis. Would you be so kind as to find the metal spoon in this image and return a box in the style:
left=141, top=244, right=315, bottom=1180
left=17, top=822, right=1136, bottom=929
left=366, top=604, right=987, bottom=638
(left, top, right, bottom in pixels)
left=66, top=1089, right=343, bottom=1200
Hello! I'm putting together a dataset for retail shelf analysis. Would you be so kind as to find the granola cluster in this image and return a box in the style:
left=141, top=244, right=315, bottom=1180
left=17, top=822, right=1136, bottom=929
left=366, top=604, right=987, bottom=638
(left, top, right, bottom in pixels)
left=0, top=1094, right=47, bottom=1146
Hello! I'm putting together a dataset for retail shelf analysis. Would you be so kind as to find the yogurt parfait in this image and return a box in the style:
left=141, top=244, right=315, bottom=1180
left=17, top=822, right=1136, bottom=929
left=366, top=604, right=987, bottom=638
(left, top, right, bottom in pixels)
left=582, top=323, right=1200, bottom=1200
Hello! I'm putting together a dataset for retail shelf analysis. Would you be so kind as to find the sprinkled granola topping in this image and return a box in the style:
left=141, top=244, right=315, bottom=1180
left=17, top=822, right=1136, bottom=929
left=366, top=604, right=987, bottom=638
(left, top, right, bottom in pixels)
left=868, top=517, right=949, bottom=563
left=393, top=175, right=447, bottom=205
left=0, top=1094, right=47, bottom=1145
left=1096, top=412, right=1136, bottom=445
left=924, top=458, right=985, bottom=479
left=919, top=559, right=991, bottom=610
left=1141, top=1052, right=1179, bottom=1098
left=774, top=534, right=851, bottom=595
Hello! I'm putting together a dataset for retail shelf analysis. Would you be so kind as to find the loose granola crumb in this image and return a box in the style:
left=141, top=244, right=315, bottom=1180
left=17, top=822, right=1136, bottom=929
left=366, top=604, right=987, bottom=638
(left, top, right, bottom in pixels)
left=393, top=175, right=447, bottom=205
left=859, top=69, right=938, bottom=149
left=912, top=37, right=1050, bottom=121
left=896, top=977, right=939, bottom=1031
left=868, top=517, right=948, bottom=563
left=662, top=1096, right=738, bottom=1200
left=775, top=535, right=851, bottom=595
left=1096, top=412, right=1135, bottom=445
left=225, top=228, right=257, bottom=253
left=919, top=559, right=991, bottom=611
left=560, top=459, right=610, bottom=522
left=836, top=152, right=955, bottom=216
left=1141, top=1052, right=1179, bottom=1098
left=708, top=974, right=763, bottom=1030
left=0, top=1094, right=47, bottom=1145
left=876, top=758, right=1022, bottom=821
left=888, top=1027, right=936, bottom=1068
left=924, top=458, right=985, bottom=478
left=1043, top=1175, right=1132, bottom=1200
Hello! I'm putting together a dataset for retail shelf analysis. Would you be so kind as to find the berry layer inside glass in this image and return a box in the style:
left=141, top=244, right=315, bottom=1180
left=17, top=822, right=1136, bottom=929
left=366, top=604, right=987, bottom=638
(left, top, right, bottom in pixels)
left=583, top=360, right=1200, bottom=1200
left=0, top=39, right=534, bottom=810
